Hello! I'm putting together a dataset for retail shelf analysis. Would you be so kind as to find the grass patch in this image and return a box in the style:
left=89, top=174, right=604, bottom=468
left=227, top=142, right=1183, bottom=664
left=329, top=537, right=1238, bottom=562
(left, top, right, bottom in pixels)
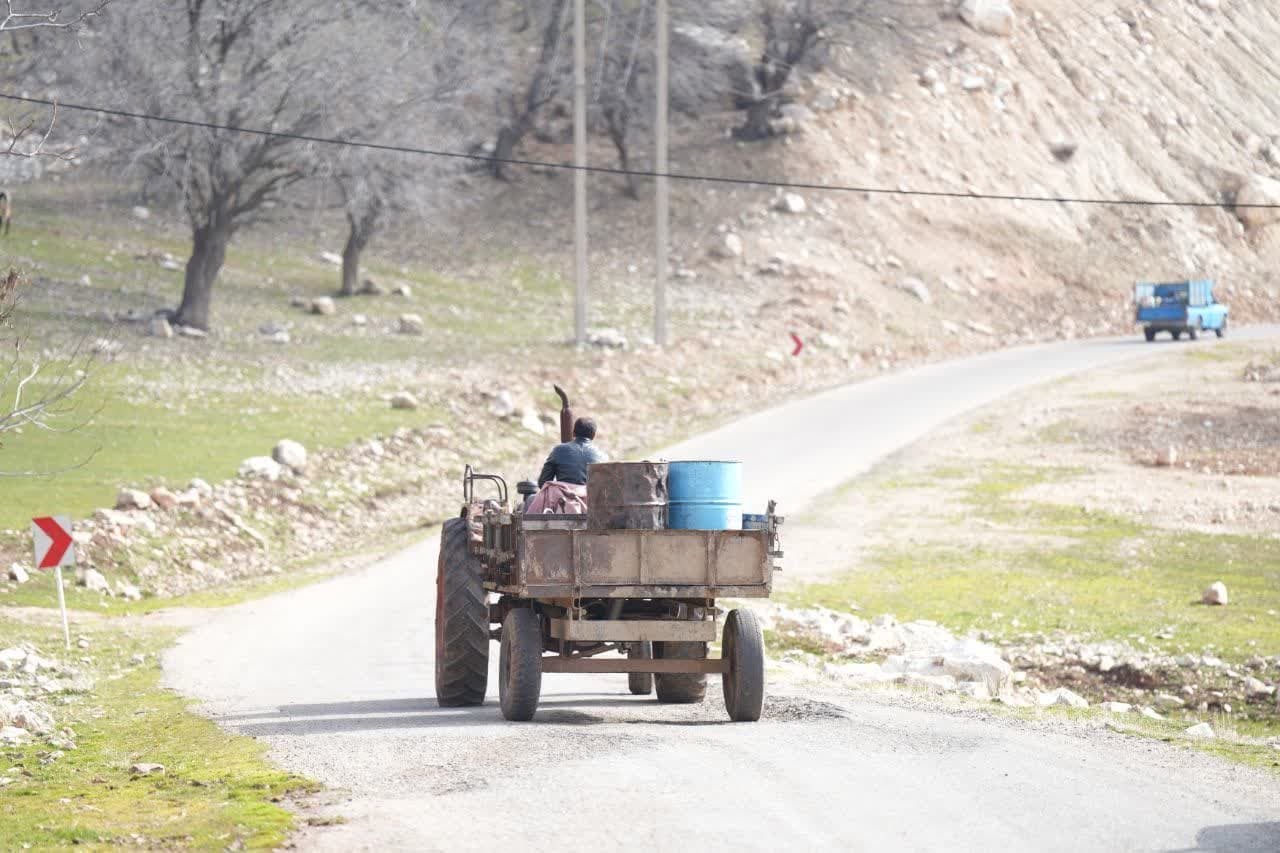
left=788, top=465, right=1280, bottom=662
left=0, top=619, right=313, bottom=849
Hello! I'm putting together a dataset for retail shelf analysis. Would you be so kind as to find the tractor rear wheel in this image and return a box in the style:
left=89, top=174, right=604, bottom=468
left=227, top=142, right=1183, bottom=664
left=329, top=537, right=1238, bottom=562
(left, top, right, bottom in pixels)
left=1144, top=328, right=1156, bottom=342
left=722, top=610, right=765, bottom=722
left=654, top=641, right=707, bottom=703
left=628, top=641, right=654, bottom=696
left=1216, top=319, right=1227, bottom=339
left=1172, top=330, right=1183, bottom=341
left=1188, top=323, right=1199, bottom=341
left=434, top=518, right=489, bottom=707
left=499, top=608, right=543, bottom=721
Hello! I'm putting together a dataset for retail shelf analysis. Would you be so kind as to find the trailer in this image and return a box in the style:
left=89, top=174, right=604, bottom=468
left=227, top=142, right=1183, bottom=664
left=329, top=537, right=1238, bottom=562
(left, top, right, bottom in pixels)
left=1134, top=280, right=1228, bottom=342
left=434, top=467, right=783, bottom=722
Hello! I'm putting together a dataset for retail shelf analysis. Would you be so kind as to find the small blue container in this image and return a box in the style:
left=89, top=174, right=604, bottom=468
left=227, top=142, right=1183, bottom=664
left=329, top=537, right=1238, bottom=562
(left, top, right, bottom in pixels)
left=667, top=461, right=742, bottom=530
left=742, top=514, right=768, bottom=531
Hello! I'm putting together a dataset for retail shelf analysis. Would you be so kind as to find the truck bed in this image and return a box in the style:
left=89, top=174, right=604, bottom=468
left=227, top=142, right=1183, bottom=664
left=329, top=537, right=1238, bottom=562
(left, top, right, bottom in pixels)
left=493, top=514, right=778, bottom=599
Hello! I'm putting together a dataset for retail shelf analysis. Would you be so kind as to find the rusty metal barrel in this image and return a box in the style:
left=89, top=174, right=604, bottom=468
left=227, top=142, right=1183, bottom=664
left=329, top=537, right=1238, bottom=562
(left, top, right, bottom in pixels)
left=586, top=461, right=668, bottom=530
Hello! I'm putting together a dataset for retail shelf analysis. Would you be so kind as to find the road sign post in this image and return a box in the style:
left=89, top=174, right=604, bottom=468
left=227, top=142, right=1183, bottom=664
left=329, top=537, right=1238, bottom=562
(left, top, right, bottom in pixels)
left=31, top=515, right=74, bottom=650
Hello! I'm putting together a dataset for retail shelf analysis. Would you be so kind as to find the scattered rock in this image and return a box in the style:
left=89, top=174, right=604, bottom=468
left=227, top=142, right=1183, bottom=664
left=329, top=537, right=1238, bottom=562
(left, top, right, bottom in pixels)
left=713, top=232, right=744, bottom=259
left=1037, top=687, right=1089, bottom=708
left=1155, top=445, right=1178, bottom=467
left=359, top=278, right=386, bottom=296
left=239, top=456, right=285, bottom=481
left=148, top=487, right=178, bottom=511
left=188, top=478, right=213, bottom=497
left=1244, top=676, right=1274, bottom=698
left=1202, top=582, right=1229, bottom=606
left=0, top=726, right=29, bottom=744
left=309, top=296, right=337, bottom=316
left=79, top=569, right=110, bottom=594
left=130, top=763, right=165, bottom=777
left=1236, top=174, right=1280, bottom=230
left=176, top=324, right=207, bottom=339
left=959, top=0, right=1015, bottom=37
left=390, top=391, right=419, bottom=410
left=398, top=314, right=425, bottom=335
left=1050, top=141, right=1079, bottom=162
left=1155, top=693, right=1186, bottom=710
left=116, top=582, right=142, bottom=602
left=272, top=439, right=308, bottom=472
left=1140, top=706, right=1165, bottom=721
left=1184, top=722, right=1215, bottom=739
left=392, top=284, right=412, bottom=298
left=131, top=206, right=151, bottom=220
left=774, top=193, right=807, bottom=214
left=1100, top=701, right=1132, bottom=714
left=116, top=489, right=152, bottom=511
left=0, top=648, right=26, bottom=671
left=520, top=409, right=545, bottom=435
left=149, top=315, right=173, bottom=339
left=587, top=329, right=629, bottom=350
left=319, top=251, right=342, bottom=266
left=7, top=563, right=29, bottom=584
left=490, top=391, right=517, bottom=419
left=900, top=277, right=932, bottom=304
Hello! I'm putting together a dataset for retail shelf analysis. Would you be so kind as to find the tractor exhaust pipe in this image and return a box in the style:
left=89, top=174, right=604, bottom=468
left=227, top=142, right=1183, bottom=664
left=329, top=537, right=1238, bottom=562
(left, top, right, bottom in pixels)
left=553, top=384, right=573, bottom=443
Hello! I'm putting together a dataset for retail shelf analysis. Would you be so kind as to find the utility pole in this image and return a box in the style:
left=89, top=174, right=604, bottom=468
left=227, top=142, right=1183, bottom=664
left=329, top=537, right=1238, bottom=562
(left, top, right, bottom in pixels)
left=654, top=0, right=670, bottom=347
left=573, top=0, right=588, bottom=347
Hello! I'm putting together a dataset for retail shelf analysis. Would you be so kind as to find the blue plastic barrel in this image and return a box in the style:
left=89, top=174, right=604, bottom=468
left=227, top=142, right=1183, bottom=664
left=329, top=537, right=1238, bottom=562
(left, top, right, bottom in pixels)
left=667, top=461, right=742, bottom=530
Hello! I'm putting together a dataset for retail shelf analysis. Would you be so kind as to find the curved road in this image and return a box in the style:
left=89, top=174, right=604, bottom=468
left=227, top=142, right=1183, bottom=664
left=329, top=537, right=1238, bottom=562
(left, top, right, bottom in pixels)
left=165, top=329, right=1280, bottom=851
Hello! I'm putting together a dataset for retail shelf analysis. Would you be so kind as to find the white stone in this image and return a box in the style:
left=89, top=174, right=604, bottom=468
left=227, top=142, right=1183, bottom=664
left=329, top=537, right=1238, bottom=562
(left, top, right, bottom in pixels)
left=188, top=478, right=213, bottom=496
left=1140, top=707, right=1164, bottom=721
left=713, top=232, right=744, bottom=259
left=309, top=296, right=336, bottom=316
left=319, top=251, right=342, bottom=266
left=956, top=681, right=992, bottom=701
left=1155, top=693, right=1185, bottom=710
left=239, top=456, right=285, bottom=481
left=1101, top=701, right=1132, bottom=714
left=1202, top=582, right=1229, bottom=606
left=398, top=314, right=426, bottom=335
left=131, top=206, right=151, bottom=220
left=130, top=763, right=166, bottom=776
left=7, top=563, right=29, bottom=584
left=116, top=489, right=152, bottom=511
left=0, top=726, right=29, bottom=744
left=959, top=0, right=1015, bottom=37
left=80, top=568, right=110, bottom=594
left=1037, top=687, right=1089, bottom=708
left=1184, top=722, right=1215, bottom=739
left=1236, top=175, right=1280, bottom=230
left=1244, top=676, right=1274, bottom=698
left=177, top=325, right=207, bottom=339
left=520, top=409, right=545, bottom=435
left=272, top=439, right=308, bottom=471
left=775, top=193, right=807, bottom=214
left=390, top=391, right=419, bottom=410
left=1155, top=445, right=1178, bottom=467
left=149, top=315, right=173, bottom=339
left=901, top=277, right=932, bottom=304
left=490, top=391, right=516, bottom=419
left=0, top=648, right=26, bottom=671
left=116, top=582, right=142, bottom=602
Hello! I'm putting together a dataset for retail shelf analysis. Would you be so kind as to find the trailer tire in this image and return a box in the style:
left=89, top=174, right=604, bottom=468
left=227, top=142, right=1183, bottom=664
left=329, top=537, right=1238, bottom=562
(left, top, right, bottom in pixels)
left=1216, top=319, right=1226, bottom=339
left=1188, top=323, right=1199, bottom=341
left=654, top=641, right=707, bottom=703
left=499, top=608, right=543, bottom=721
left=722, top=610, right=765, bottom=722
left=1143, top=328, right=1156, bottom=342
left=628, top=641, right=654, bottom=696
left=434, top=518, right=489, bottom=707
left=1172, top=330, right=1182, bottom=341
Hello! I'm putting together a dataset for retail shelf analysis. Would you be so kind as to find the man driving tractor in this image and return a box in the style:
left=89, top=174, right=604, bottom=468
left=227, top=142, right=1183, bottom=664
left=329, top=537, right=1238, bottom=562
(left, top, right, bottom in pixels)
left=527, top=416, right=607, bottom=514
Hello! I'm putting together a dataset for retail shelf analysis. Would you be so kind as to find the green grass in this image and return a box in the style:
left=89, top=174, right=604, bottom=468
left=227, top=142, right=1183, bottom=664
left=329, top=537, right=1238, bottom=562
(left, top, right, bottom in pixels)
left=0, top=619, right=313, bottom=849
left=787, top=465, right=1280, bottom=662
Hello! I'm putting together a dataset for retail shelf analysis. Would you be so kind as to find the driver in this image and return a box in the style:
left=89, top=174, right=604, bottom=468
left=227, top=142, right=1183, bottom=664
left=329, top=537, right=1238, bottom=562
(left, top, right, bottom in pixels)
left=528, top=417, right=607, bottom=514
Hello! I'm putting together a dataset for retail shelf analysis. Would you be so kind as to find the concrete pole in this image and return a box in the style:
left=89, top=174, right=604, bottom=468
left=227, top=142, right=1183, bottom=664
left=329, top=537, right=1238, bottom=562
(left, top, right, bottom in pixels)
left=654, top=0, right=670, bottom=347
left=573, top=0, right=588, bottom=346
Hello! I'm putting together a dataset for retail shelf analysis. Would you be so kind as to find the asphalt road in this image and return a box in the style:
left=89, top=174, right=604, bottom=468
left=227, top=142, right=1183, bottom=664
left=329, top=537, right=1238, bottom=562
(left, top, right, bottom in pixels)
left=165, top=328, right=1280, bottom=851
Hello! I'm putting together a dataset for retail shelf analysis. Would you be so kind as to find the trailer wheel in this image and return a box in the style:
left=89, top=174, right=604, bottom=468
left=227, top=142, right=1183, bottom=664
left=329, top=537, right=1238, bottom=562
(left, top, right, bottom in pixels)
left=435, top=518, right=488, bottom=707
left=1143, top=328, right=1156, bottom=342
left=1216, top=319, right=1226, bottom=339
left=628, top=641, right=654, bottom=696
left=654, top=641, right=707, bottom=703
left=722, top=610, right=765, bottom=722
left=499, top=608, right=543, bottom=721
left=1172, top=330, right=1182, bottom=341
left=1188, top=323, right=1199, bottom=341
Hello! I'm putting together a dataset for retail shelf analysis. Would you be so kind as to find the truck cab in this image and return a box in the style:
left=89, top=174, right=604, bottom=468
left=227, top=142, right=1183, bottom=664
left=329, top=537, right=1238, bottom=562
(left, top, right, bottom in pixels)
left=1134, top=279, right=1228, bottom=342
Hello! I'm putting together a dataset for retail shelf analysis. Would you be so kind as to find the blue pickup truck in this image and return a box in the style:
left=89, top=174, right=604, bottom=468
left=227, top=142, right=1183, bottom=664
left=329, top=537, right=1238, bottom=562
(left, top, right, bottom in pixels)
left=1134, top=280, right=1228, bottom=342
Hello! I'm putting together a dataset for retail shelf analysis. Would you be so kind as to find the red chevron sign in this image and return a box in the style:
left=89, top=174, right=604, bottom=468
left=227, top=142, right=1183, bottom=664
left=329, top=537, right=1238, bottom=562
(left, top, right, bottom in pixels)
left=31, top=516, right=74, bottom=570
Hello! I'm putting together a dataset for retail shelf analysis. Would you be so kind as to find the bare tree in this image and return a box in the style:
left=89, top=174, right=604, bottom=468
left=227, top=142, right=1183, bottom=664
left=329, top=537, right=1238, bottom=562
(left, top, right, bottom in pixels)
left=488, top=0, right=571, bottom=180
left=0, top=0, right=107, bottom=33
left=733, top=0, right=823, bottom=141
left=86, top=1, right=380, bottom=330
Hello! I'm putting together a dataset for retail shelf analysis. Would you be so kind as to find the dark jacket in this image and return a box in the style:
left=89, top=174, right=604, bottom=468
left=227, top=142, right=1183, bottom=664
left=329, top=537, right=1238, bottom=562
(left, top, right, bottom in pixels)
left=538, top=437, right=608, bottom=486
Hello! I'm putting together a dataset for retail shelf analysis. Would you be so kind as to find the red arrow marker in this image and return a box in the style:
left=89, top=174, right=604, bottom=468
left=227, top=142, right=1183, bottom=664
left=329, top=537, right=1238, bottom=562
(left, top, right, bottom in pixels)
left=33, top=516, right=73, bottom=569
left=790, top=332, right=804, bottom=357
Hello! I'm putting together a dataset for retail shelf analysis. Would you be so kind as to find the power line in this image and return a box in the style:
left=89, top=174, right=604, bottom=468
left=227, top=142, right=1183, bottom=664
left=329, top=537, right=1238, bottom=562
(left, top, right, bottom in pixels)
left=2, top=92, right=1276, bottom=210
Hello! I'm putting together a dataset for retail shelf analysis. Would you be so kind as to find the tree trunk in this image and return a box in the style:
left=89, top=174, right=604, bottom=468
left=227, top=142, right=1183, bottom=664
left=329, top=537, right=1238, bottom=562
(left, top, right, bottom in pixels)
left=607, top=118, right=637, bottom=200
left=339, top=220, right=373, bottom=297
left=175, top=220, right=232, bottom=330
left=733, top=97, right=776, bottom=141
left=490, top=123, right=524, bottom=181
